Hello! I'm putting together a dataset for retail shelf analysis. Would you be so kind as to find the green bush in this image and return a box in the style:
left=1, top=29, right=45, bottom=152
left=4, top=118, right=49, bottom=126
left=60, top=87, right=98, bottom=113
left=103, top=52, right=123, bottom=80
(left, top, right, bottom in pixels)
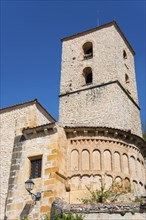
left=80, top=179, right=131, bottom=204
left=53, top=211, right=83, bottom=220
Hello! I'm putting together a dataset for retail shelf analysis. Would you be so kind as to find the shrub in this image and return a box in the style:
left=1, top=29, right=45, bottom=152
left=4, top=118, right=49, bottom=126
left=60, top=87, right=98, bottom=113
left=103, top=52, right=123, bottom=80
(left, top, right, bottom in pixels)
left=80, top=179, right=131, bottom=204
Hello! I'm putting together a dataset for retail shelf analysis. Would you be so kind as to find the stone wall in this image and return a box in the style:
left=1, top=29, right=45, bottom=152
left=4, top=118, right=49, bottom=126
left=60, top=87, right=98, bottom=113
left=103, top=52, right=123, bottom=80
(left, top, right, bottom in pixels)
left=65, top=127, right=146, bottom=204
left=0, top=102, right=52, bottom=220
left=60, top=83, right=142, bottom=136
left=5, top=124, right=68, bottom=220
left=59, top=23, right=142, bottom=136
left=51, top=198, right=146, bottom=220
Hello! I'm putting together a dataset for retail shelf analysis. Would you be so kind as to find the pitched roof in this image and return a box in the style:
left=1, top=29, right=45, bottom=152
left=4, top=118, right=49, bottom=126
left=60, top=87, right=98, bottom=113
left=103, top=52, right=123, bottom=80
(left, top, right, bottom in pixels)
left=61, top=20, right=135, bottom=55
left=0, top=99, right=56, bottom=122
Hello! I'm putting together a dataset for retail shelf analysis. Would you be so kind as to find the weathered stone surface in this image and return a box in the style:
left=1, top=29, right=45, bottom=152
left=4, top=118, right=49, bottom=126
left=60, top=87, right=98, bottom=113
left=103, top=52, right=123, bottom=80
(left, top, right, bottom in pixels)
left=0, top=102, right=53, bottom=219
left=51, top=198, right=146, bottom=220
left=59, top=24, right=141, bottom=137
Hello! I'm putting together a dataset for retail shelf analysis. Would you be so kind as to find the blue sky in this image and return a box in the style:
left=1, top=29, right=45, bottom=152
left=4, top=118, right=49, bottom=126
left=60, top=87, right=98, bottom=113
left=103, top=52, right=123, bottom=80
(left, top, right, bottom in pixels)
left=1, top=0, right=146, bottom=130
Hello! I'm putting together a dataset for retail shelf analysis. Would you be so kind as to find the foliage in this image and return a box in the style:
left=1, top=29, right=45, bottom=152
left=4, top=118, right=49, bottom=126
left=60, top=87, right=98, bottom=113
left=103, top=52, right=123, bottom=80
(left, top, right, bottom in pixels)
left=41, top=214, right=50, bottom=220
left=133, top=197, right=142, bottom=203
left=120, top=211, right=126, bottom=216
left=53, top=210, right=84, bottom=220
left=80, top=179, right=131, bottom=204
left=131, top=210, right=135, bottom=215
left=23, top=215, right=29, bottom=220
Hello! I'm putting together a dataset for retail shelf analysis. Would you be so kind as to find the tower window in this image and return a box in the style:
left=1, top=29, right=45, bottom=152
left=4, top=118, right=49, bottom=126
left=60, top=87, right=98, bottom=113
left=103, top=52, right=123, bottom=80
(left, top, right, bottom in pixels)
left=125, top=73, right=130, bottom=83
left=123, top=50, right=127, bottom=59
left=83, top=42, right=93, bottom=59
left=83, top=67, right=93, bottom=84
left=29, top=157, right=42, bottom=179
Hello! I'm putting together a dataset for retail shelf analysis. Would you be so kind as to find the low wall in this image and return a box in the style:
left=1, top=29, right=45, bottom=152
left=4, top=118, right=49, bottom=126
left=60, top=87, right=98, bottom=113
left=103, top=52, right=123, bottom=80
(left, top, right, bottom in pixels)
left=83, top=212, right=146, bottom=220
left=51, top=198, right=146, bottom=220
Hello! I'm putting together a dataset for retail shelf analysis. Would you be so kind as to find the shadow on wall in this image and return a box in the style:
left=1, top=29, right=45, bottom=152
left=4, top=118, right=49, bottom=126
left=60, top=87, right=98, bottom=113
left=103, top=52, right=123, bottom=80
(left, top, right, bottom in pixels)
left=4, top=135, right=24, bottom=220
left=20, top=203, right=34, bottom=220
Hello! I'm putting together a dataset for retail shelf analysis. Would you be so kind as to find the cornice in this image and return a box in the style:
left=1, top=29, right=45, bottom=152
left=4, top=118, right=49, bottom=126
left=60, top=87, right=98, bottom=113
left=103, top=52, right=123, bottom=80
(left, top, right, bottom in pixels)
left=22, top=122, right=57, bottom=139
left=64, top=126, right=146, bottom=156
left=59, top=80, right=140, bottom=110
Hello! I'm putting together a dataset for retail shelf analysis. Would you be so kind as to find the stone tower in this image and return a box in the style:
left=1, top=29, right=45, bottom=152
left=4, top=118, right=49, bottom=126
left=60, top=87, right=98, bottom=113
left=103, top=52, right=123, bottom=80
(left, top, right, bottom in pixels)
left=59, top=21, right=146, bottom=201
left=59, top=21, right=142, bottom=137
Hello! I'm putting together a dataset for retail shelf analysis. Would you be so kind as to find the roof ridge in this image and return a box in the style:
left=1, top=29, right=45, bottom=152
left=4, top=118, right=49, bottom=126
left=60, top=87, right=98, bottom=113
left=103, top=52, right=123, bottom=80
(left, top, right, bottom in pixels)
left=0, top=99, right=37, bottom=112
left=61, top=20, right=135, bottom=55
left=0, top=99, right=56, bottom=122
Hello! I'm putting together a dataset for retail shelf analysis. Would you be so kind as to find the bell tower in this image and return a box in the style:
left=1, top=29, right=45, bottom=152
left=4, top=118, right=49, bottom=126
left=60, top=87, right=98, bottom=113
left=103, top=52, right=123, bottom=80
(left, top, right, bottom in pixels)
left=59, top=21, right=142, bottom=137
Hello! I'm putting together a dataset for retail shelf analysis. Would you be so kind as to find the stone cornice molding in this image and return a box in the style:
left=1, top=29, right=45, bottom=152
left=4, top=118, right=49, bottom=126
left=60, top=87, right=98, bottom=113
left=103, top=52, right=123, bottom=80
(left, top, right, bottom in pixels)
left=64, top=126, right=146, bottom=156
left=67, top=171, right=140, bottom=181
left=22, top=122, right=56, bottom=139
left=59, top=80, right=140, bottom=110
left=70, top=138, right=140, bottom=153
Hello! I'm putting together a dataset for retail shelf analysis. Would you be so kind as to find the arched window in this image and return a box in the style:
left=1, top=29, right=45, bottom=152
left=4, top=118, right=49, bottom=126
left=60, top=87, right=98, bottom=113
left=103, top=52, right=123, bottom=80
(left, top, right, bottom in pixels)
left=123, top=50, right=127, bottom=59
left=83, top=67, right=93, bottom=84
left=83, top=42, right=93, bottom=59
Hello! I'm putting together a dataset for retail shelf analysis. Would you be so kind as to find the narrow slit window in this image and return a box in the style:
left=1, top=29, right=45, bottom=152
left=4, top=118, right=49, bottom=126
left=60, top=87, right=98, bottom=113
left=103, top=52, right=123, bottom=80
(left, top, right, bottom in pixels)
left=30, top=157, right=42, bottom=179
left=83, top=67, right=93, bottom=84
left=123, top=50, right=127, bottom=59
left=125, top=73, right=130, bottom=83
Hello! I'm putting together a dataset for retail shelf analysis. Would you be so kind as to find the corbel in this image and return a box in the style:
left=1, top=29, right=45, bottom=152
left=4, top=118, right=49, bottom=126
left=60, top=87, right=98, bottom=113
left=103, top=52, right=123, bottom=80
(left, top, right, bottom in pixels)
left=84, top=130, right=88, bottom=136
left=104, top=130, right=108, bottom=136
left=95, top=130, right=98, bottom=136
left=123, top=134, right=127, bottom=139
left=114, top=132, right=118, bottom=137
left=33, top=129, right=37, bottom=136
left=44, top=128, right=48, bottom=135
left=73, top=130, right=77, bottom=137
left=53, top=126, right=57, bottom=132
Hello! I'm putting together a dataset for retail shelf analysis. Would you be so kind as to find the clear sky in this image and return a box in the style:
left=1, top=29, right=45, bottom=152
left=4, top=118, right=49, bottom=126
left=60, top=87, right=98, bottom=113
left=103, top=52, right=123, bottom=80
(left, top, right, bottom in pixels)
left=1, top=0, right=146, bottom=130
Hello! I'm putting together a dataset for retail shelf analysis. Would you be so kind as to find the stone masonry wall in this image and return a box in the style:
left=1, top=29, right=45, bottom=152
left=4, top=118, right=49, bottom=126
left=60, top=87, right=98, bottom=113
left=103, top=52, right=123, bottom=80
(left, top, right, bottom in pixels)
left=114, top=28, right=139, bottom=104
left=59, top=24, right=141, bottom=136
left=59, top=83, right=142, bottom=136
left=60, top=25, right=117, bottom=95
left=60, top=24, right=139, bottom=104
left=51, top=198, right=146, bottom=220
left=5, top=124, right=68, bottom=220
left=0, top=103, right=51, bottom=220
left=66, top=130, right=145, bottom=204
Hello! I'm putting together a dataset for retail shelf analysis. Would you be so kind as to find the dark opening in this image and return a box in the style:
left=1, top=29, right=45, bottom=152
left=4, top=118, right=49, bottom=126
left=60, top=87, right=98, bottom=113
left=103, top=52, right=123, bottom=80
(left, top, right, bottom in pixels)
left=125, top=73, right=129, bottom=83
left=83, top=67, right=93, bottom=84
left=86, top=73, right=92, bottom=84
left=30, top=158, right=42, bottom=179
left=123, top=50, right=127, bottom=59
left=83, top=42, right=93, bottom=59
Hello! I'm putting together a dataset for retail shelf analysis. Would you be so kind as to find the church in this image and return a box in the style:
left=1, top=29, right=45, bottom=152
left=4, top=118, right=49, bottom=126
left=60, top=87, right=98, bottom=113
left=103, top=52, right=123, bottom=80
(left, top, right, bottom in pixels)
left=0, top=21, right=146, bottom=220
